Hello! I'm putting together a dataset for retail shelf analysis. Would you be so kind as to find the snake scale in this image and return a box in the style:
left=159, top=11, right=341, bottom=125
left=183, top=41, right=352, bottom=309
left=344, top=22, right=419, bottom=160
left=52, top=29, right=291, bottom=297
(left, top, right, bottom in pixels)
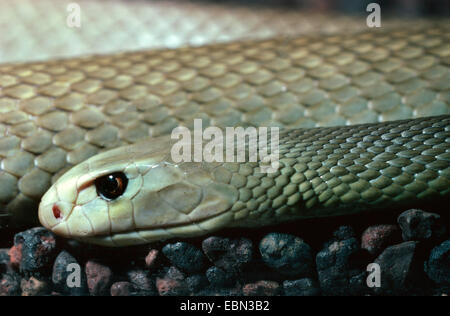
left=0, top=3, right=449, bottom=246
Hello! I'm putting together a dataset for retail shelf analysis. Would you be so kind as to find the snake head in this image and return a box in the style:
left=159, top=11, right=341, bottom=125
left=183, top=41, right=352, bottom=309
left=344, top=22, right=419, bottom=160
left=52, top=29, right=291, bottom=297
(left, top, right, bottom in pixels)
left=38, top=137, right=237, bottom=246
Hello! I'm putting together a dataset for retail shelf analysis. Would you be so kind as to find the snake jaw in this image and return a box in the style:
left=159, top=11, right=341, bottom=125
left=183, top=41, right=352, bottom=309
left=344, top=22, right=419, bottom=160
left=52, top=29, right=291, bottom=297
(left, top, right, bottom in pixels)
left=78, top=211, right=236, bottom=247
left=51, top=222, right=71, bottom=237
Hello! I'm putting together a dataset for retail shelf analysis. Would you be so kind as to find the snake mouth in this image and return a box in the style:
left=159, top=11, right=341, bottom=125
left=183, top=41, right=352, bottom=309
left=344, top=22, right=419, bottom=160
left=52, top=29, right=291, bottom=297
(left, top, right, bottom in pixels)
left=76, top=211, right=234, bottom=247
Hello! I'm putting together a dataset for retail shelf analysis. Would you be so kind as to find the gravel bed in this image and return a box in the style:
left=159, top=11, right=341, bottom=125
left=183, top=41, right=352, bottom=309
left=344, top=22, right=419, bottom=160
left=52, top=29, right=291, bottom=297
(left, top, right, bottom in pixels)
left=0, top=208, right=448, bottom=296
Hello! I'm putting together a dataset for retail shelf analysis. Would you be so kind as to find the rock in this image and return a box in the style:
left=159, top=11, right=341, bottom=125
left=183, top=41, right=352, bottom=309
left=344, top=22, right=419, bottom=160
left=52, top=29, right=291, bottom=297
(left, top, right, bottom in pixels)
left=316, top=233, right=367, bottom=296
left=20, top=277, right=50, bottom=296
left=162, top=242, right=206, bottom=274
left=0, top=272, right=21, bottom=296
left=316, top=237, right=358, bottom=270
left=156, top=278, right=187, bottom=296
left=333, top=226, right=355, bottom=240
left=0, top=249, right=9, bottom=264
left=85, top=261, right=113, bottom=296
left=348, top=271, right=368, bottom=294
left=259, top=233, right=314, bottom=277
left=110, top=282, right=136, bottom=296
left=155, top=266, right=189, bottom=296
left=0, top=249, right=12, bottom=274
left=361, top=225, right=401, bottom=256
left=127, top=269, right=157, bottom=295
left=144, top=249, right=160, bottom=271
left=374, top=241, right=423, bottom=295
left=52, top=251, right=88, bottom=295
left=165, top=266, right=186, bottom=281
left=10, top=227, right=57, bottom=274
left=425, top=239, right=450, bottom=285
left=185, top=274, right=209, bottom=294
left=242, top=280, right=281, bottom=296
left=206, top=266, right=234, bottom=288
left=397, top=209, right=446, bottom=242
left=283, top=278, right=321, bottom=296
left=202, top=237, right=253, bottom=274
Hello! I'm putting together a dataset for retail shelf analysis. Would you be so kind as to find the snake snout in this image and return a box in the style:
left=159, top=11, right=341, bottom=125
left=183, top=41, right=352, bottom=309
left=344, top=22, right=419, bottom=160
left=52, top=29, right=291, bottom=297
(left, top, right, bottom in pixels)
left=38, top=197, right=75, bottom=238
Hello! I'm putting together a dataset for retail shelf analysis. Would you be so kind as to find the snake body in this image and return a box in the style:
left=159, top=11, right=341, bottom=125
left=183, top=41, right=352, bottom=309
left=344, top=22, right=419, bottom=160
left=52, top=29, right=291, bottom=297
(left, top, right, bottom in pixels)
left=0, top=16, right=449, bottom=245
left=39, top=115, right=449, bottom=246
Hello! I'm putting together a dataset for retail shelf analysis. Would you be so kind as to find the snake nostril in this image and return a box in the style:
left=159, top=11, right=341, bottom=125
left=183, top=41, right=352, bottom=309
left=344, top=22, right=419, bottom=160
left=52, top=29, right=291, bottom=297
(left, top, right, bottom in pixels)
left=52, top=205, right=62, bottom=220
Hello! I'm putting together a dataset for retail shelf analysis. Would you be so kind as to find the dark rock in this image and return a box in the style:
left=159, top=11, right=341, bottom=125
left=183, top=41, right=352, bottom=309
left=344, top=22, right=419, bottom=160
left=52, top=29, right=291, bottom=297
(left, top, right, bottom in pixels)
left=374, top=241, right=423, bottom=295
left=52, top=251, right=88, bottom=295
left=425, top=239, right=450, bottom=285
left=10, top=227, right=57, bottom=274
left=398, top=209, right=446, bottom=242
left=162, top=242, right=206, bottom=274
left=0, top=249, right=9, bottom=265
left=110, top=282, right=137, bottom=296
left=144, top=249, right=160, bottom=271
left=155, top=266, right=189, bottom=296
left=127, top=269, right=157, bottom=295
left=206, top=266, right=234, bottom=288
left=0, top=249, right=12, bottom=274
left=85, top=261, right=113, bottom=296
left=333, top=226, right=355, bottom=240
left=348, top=271, right=368, bottom=294
left=316, top=234, right=367, bottom=296
left=283, top=278, right=321, bottom=296
left=202, top=237, right=253, bottom=274
left=242, top=280, right=281, bottom=296
left=20, top=277, right=50, bottom=296
left=361, top=225, right=401, bottom=256
left=0, top=272, right=21, bottom=296
left=316, top=238, right=358, bottom=270
left=165, top=266, right=186, bottom=281
left=259, top=233, right=314, bottom=277
left=185, top=274, right=209, bottom=294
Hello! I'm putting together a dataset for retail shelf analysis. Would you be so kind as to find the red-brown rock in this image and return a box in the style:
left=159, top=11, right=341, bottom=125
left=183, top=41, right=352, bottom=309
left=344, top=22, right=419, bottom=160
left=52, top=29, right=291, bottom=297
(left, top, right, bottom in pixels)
left=21, top=277, right=50, bottom=296
left=361, top=225, right=400, bottom=256
left=8, top=245, right=22, bottom=270
left=110, top=282, right=136, bottom=296
left=144, top=249, right=160, bottom=270
left=85, top=261, right=112, bottom=296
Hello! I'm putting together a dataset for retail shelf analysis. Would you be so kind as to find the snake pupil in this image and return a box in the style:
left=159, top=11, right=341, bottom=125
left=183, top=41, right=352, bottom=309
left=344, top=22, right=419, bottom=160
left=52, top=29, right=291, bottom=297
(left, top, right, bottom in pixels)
left=94, top=172, right=128, bottom=200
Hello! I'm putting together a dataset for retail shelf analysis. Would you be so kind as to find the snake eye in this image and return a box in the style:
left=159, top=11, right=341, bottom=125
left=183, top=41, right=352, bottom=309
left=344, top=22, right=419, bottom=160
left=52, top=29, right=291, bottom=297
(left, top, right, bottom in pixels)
left=94, top=172, right=128, bottom=200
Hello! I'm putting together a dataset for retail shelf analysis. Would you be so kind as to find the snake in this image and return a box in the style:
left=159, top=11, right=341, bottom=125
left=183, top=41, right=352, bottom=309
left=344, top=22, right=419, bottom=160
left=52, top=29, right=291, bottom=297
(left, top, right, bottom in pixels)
left=0, top=2, right=449, bottom=247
